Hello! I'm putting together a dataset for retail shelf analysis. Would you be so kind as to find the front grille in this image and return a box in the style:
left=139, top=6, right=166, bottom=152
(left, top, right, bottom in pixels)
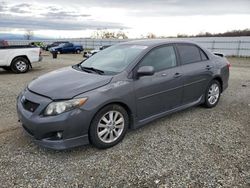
left=22, top=99, right=39, bottom=113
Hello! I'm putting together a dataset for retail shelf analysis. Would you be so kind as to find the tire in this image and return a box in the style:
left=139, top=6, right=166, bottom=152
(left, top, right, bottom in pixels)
left=89, top=104, right=129, bottom=149
left=203, top=80, right=221, bottom=108
left=76, top=50, right=81, bottom=54
left=11, top=57, right=29, bottom=73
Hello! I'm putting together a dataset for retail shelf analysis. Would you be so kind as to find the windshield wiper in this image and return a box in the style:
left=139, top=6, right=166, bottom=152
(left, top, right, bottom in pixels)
left=81, top=66, right=104, bottom=75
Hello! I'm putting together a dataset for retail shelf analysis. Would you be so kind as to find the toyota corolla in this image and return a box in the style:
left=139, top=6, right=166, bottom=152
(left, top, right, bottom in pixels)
left=17, top=40, right=230, bottom=150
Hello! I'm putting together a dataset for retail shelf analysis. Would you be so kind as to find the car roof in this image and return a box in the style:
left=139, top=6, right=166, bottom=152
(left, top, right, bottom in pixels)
left=54, top=41, right=69, bottom=43
left=121, top=39, right=197, bottom=47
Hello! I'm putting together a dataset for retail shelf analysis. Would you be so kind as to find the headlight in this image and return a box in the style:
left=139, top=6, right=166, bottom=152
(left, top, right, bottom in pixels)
left=44, top=98, right=87, bottom=116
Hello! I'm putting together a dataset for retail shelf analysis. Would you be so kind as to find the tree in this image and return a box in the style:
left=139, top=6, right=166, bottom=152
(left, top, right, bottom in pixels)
left=103, top=31, right=116, bottom=39
left=147, top=33, right=157, bottom=39
left=116, top=30, right=128, bottom=39
left=177, top=33, right=189, bottom=38
left=196, top=32, right=213, bottom=37
left=176, top=29, right=250, bottom=38
left=91, top=30, right=113, bottom=39
left=91, top=30, right=128, bottom=39
left=24, top=30, right=34, bottom=40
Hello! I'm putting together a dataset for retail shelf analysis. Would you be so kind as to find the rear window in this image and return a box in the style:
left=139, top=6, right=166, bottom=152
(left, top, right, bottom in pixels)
left=177, top=44, right=202, bottom=65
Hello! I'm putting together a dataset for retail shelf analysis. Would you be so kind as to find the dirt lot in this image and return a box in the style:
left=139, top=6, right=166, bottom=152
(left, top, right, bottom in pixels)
left=0, top=53, right=249, bottom=187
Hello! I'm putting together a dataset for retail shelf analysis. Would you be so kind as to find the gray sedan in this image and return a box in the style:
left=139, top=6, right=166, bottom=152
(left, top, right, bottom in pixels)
left=17, top=40, right=230, bottom=150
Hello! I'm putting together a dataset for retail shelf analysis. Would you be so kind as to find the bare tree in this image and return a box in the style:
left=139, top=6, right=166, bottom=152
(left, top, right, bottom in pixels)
left=24, top=30, right=34, bottom=40
left=103, top=31, right=116, bottom=39
left=91, top=30, right=115, bottom=39
left=147, top=33, right=157, bottom=39
left=116, top=30, right=128, bottom=39
left=91, top=30, right=128, bottom=39
left=91, top=30, right=102, bottom=39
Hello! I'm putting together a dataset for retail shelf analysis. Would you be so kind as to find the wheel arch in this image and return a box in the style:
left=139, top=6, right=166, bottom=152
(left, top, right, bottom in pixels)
left=76, top=48, right=81, bottom=53
left=212, top=76, right=223, bottom=92
left=91, top=101, right=134, bottom=130
left=11, top=55, right=31, bottom=66
left=11, top=55, right=32, bottom=71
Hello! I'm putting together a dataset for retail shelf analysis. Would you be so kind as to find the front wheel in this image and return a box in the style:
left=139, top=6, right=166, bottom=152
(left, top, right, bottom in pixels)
left=89, top=105, right=129, bottom=149
left=203, top=80, right=221, bottom=108
left=76, top=49, right=81, bottom=54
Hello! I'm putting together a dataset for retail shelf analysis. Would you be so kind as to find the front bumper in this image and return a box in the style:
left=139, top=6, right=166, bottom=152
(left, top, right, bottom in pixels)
left=17, top=89, right=91, bottom=150
left=23, top=126, right=89, bottom=150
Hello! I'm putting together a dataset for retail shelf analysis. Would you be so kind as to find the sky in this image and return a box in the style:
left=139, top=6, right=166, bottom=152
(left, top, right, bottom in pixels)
left=0, top=0, right=250, bottom=38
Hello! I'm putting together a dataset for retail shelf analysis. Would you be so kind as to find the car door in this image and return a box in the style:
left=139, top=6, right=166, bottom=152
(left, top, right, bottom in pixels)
left=133, top=45, right=183, bottom=121
left=176, top=43, right=214, bottom=104
left=68, top=44, right=75, bottom=53
left=62, top=43, right=73, bottom=53
left=0, top=49, right=11, bottom=66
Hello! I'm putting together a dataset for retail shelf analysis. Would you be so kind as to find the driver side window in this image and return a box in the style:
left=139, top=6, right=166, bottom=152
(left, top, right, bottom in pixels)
left=139, top=46, right=177, bottom=72
left=65, top=43, right=72, bottom=47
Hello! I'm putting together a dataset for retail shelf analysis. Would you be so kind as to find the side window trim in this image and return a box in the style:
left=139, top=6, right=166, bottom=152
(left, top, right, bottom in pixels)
left=173, top=43, right=182, bottom=67
left=199, top=48, right=209, bottom=61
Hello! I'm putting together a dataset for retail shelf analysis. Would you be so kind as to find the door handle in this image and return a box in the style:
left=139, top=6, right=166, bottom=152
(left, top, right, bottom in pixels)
left=206, top=65, right=213, bottom=70
left=161, top=73, right=167, bottom=76
left=173, top=72, right=182, bottom=78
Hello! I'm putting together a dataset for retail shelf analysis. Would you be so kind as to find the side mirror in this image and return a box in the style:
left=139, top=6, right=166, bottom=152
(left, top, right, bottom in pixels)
left=137, top=66, right=155, bottom=77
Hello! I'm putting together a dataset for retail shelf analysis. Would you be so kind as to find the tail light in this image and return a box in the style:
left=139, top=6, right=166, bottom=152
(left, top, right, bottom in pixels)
left=39, top=49, right=42, bottom=56
left=227, top=62, right=231, bottom=68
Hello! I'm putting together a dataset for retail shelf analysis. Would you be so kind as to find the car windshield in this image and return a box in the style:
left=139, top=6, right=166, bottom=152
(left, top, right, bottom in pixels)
left=80, top=44, right=147, bottom=75
left=58, top=43, right=65, bottom=47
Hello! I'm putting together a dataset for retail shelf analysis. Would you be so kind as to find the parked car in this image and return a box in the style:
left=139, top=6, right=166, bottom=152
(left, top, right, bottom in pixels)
left=0, top=45, right=42, bottom=73
left=29, top=41, right=46, bottom=49
left=45, top=41, right=69, bottom=51
left=0, top=40, right=9, bottom=47
left=83, top=49, right=100, bottom=58
left=83, top=45, right=111, bottom=58
left=100, top=45, right=111, bottom=50
left=17, top=40, right=230, bottom=150
left=50, top=43, right=83, bottom=54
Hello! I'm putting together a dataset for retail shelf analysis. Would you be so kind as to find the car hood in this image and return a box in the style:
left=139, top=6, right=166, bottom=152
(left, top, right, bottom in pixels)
left=28, top=67, right=113, bottom=100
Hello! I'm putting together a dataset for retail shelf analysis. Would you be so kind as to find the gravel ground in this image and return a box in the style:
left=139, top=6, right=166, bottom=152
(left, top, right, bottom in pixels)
left=0, top=54, right=249, bottom=187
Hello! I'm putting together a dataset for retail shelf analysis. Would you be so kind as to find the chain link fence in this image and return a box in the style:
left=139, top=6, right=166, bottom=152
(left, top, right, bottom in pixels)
left=7, top=37, right=250, bottom=57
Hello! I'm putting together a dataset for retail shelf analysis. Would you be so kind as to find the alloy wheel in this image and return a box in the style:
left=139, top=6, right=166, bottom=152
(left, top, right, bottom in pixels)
left=97, top=110, right=125, bottom=143
left=208, top=83, right=220, bottom=105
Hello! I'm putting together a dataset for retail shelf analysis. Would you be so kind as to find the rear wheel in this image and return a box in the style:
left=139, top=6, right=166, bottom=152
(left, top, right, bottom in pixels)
left=89, top=104, right=129, bottom=149
left=76, top=49, right=81, bottom=54
left=203, top=80, right=221, bottom=108
left=11, top=57, right=29, bottom=73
